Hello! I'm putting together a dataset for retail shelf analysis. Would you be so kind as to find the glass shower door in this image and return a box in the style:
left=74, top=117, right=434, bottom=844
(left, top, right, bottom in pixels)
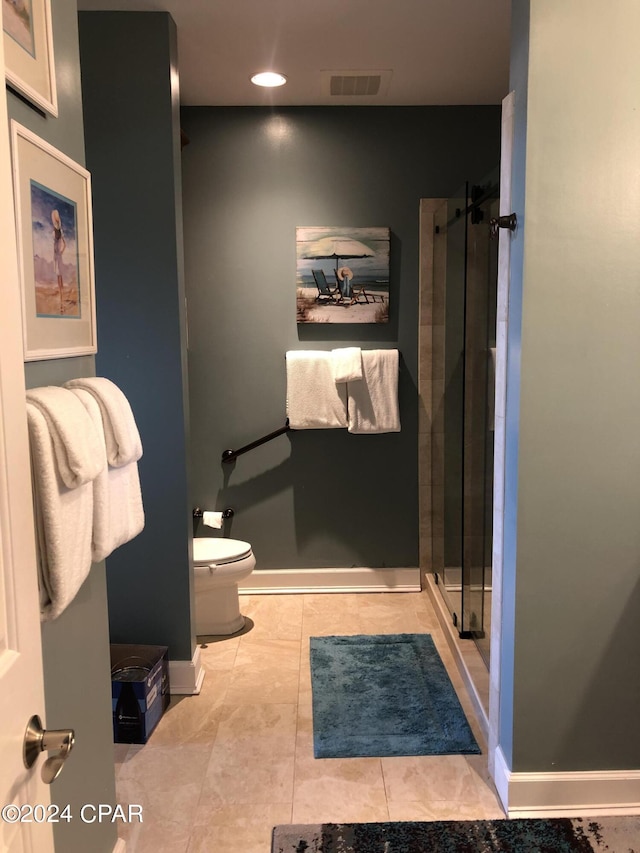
left=432, top=172, right=498, bottom=668
left=463, top=177, right=498, bottom=666
left=432, top=187, right=467, bottom=628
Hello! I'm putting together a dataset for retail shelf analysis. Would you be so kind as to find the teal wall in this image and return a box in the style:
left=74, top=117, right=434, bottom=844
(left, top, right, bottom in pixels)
left=78, top=12, right=194, bottom=662
left=8, top=1, right=117, bottom=851
left=502, top=0, right=640, bottom=773
left=181, top=105, right=501, bottom=570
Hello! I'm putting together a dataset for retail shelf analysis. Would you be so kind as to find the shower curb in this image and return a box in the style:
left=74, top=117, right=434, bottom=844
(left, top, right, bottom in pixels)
left=425, top=572, right=490, bottom=742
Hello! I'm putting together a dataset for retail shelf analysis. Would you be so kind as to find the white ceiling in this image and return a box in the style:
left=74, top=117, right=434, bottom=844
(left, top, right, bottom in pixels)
left=76, top=0, right=512, bottom=107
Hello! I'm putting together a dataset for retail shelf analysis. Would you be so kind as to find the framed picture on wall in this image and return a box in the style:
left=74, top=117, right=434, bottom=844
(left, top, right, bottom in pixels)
left=296, top=226, right=390, bottom=324
left=3, top=0, right=58, bottom=116
left=11, top=121, right=97, bottom=361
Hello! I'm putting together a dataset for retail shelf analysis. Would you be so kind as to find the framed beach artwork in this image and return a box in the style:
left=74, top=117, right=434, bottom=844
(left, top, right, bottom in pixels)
left=11, top=121, right=96, bottom=360
left=3, top=0, right=57, bottom=115
left=296, top=226, right=390, bottom=324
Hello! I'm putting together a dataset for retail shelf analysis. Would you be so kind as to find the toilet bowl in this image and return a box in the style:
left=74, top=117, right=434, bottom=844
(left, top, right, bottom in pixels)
left=193, top=537, right=256, bottom=636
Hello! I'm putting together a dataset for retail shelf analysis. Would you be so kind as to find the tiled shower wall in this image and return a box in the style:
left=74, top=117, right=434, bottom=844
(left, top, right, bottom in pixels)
left=418, top=199, right=446, bottom=581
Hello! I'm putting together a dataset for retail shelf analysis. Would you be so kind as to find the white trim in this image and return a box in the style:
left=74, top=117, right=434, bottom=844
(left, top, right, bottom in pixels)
left=488, top=89, right=516, bottom=782
left=168, top=645, right=204, bottom=695
left=494, top=746, right=640, bottom=817
left=493, top=745, right=511, bottom=813
left=239, top=566, right=421, bottom=595
left=112, top=839, right=127, bottom=853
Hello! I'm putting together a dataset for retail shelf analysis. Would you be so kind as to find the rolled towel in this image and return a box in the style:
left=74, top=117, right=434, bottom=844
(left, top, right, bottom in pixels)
left=65, top=377, right=142, bottom=467
left=70, top=388, right=144, bottom=562
left=331, top=347, right=363, bottom=383
left=347, top=349, right=401, bottom=434
left=286, top=351, right=348, bottom=429
left=25, top=386, right=105, bottom=489
left=26, top=403, right=94, bottom=621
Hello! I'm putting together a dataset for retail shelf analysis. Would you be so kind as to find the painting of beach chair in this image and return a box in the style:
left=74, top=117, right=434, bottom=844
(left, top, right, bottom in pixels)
left=333, top=270, right=373, bottom=304
left=312, top=269, right=341, bottom=303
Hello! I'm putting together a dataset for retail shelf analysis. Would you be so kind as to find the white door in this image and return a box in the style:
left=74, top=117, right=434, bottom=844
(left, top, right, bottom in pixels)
left=0, top=8, right=54, bottom=852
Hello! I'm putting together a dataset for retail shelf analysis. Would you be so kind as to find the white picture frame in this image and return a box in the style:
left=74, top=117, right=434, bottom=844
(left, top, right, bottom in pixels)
left=3, top=0, right=58, bottom=116
left=11, top=121, right=97, bottom=361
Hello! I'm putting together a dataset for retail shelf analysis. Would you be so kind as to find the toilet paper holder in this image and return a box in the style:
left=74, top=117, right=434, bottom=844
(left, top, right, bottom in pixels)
left=193, top=507, right=234, bottom=520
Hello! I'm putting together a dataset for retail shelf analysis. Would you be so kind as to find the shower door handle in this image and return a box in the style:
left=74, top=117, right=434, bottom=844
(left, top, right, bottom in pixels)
left=489, top=213, right=517, bottom=238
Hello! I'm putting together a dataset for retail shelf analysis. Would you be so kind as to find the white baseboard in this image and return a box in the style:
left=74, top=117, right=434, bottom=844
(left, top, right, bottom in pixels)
left=168, top=645, right=205, bottom=695
left=494, top=746, right=640, bottom=817
left=238, top=566, right=420, bottom=595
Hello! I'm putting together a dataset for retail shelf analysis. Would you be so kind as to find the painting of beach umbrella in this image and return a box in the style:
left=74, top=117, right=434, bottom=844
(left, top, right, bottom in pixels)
left=302, top=235, right=374, bottom=270
left=296, top=226, right=390, bottom=324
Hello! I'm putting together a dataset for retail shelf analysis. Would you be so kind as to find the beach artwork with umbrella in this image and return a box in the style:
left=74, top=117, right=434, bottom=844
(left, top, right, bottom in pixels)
left=296, top=226, right=390, bottom=323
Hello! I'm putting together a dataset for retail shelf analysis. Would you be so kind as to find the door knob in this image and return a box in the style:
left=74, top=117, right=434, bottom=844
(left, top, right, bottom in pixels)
left=24, top=715, right=75, bottom=784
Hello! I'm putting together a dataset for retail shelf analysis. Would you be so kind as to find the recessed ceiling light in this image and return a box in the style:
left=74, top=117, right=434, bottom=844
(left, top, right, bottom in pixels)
left=250, top=71, right=287, bottom=88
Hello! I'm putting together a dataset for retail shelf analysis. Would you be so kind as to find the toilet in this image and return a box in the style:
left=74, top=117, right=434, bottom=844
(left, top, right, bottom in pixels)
left=193, top=538, right=256, bottom=636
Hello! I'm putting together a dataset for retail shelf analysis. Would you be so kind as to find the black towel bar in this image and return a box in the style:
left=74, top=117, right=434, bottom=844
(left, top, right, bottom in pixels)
left=221, top=420, right=292, bottom=464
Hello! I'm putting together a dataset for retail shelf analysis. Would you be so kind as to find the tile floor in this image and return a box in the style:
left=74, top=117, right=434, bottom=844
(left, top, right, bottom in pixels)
left=114, top=589, right=505, bottom=852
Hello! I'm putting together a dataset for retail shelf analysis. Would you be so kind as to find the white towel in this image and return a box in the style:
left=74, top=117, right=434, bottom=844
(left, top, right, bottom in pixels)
left=331, top=347, right=363, bottom=383
left=25, top=386, right=105, bottom=489
left=286, top=351, right=348, bottom=429
left=26, top=403, right=94, bottom=621
left=65, top=377, right=143, bottom=467
left=70, top=388, right=145, bottom=562
left=347, top=349, right=401, bottom=434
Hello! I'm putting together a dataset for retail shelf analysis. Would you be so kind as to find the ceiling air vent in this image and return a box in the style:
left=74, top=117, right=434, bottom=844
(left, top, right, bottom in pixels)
left=330, top=74, right=381, bottom=96
left=321, top=69, right=393, bottom=99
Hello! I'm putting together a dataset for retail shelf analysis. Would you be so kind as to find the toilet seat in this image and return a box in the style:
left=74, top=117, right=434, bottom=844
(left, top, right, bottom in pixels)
left=193, top=537, right=252, bottom=566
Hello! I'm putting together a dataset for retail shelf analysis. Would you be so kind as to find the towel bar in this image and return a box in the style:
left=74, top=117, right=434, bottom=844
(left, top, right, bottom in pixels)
left=221, top=420, right=292, bottom=464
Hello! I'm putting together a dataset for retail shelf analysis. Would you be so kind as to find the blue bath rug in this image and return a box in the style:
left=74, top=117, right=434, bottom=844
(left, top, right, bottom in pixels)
left=309, top=633, right=480, bottom=759
left=272, top=817, right=640, bottom=852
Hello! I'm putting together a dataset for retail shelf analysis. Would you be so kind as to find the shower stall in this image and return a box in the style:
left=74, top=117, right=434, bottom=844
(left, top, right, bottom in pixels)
left=429, top=171, right=499, bottom=669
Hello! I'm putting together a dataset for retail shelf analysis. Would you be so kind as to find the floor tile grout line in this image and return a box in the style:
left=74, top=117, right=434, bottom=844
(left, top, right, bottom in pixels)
left=293, top=588, right=306, bottom=807
left=203, top=646, right=239, bottom=707
left=184, top=739, right=218, bottom=845
left=291, top=627, right=304, bottom=812
left=379, top=757, right=393, bottom=819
